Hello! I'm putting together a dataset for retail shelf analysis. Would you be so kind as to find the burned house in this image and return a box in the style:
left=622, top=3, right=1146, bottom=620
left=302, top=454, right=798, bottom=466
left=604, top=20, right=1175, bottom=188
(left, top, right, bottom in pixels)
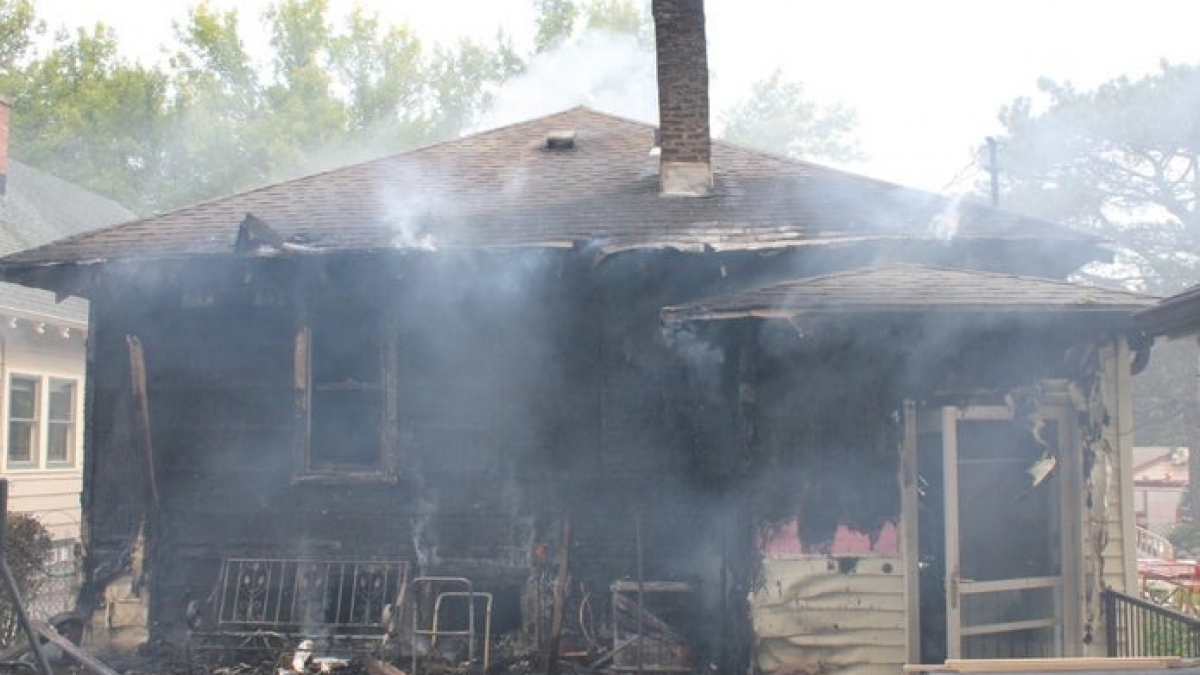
left=0, top=2, right=1159, bottom=673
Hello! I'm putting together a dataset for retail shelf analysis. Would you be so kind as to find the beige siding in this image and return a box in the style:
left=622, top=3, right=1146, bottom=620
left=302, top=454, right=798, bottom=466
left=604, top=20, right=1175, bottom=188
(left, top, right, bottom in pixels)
left=1076, top=337, right=1135, bottom=656
left=753, top=555, right=907, bottom=675
left=1095, top=339, right=1135, bottom=593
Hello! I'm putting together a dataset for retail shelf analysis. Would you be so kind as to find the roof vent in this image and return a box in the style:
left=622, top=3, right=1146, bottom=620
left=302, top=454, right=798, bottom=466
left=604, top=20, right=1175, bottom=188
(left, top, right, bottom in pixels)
left=545, top=130, right=576, bottom=150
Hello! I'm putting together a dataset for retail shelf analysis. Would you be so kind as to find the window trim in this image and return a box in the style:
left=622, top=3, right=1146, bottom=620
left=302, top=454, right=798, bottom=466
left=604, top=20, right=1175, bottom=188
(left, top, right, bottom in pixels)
left=6, top=373, right=40, bottom=468
left=4, top=372, right=82, bottom=471
left=291, top=307, right=400, bottom=484
left=45, top=377, right=78, bottom=468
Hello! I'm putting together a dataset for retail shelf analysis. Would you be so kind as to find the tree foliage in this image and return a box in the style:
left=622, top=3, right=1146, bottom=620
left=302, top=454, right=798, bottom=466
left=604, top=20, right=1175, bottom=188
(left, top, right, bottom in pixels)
left=1, top=22, right=170, bottom=213
left=0, top=0, right=38, bottom=67
left=987, top=61, right=1200, bottom=514
left=0, top=0, right=522, bottom=213
left=0, top=0, right=859, bottom=216
left=992, top=62, right=1200, bottom=293
left=0, top=512, right=53, bottom=647
left=722, top=68, right=861, bottom=163
left=533, top=0, right=651, bottom=51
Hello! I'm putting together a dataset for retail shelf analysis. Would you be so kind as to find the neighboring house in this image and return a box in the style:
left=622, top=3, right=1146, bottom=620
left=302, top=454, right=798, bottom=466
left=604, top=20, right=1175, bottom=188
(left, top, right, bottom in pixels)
left=0, top=3, right=1159, bottom=672
left=0, top=100, right=133, bottom=581
left=1132, top=446, right=1189, bottom=535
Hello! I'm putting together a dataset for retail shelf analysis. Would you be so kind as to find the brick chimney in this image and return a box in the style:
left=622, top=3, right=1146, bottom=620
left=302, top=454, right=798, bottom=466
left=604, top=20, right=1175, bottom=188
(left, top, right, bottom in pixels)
left=652, top=0, right=711, bottom=197
left=0, top=98, right=8, bottom=196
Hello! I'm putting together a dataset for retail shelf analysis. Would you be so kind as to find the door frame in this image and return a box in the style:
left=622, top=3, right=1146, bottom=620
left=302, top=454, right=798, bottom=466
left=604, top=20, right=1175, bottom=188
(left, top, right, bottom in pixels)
left=906, top=398, right=1082, bottom=662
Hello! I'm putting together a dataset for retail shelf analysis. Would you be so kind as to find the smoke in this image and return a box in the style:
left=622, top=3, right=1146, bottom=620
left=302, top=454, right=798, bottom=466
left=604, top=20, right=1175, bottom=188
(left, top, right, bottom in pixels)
left=663, top=324, right=725, bottom=401
left=477, top=31, right=657, bottom=131
left=377, top=166, right=442, bottom=251
left=928, top=193, right=963, bottom=241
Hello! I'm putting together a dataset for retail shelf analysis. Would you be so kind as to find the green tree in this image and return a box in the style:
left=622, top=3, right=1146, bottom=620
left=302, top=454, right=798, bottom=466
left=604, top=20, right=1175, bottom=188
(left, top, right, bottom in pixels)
left=992, top=63, right=1200, bottom=292
left=987, top=62, right=1200, bottom=521
left=581, top=0, right=651, bottom=45
left=0, top=513, right=53, bottom=647
left=0, top=0, right=39, bottom=67
left=166, top=2, right=267, bottom=206
left=329, top=8, right=428, bottom=142
left=426, top=34, right=524, bottom=140
left=533, top=0, right=580, bottom=53
left=533, top=0, right=650, bottom=51
left=0, top=23, right=170, bottom=213
left=1, top=0, right=527, bottom=212
left=2, top=0, right=859, bottom=216
left=721, top=68, right=861, bottom=163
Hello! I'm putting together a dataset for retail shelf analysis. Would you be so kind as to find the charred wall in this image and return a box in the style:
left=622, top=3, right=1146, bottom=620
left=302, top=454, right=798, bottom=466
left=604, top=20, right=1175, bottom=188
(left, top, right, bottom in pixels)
left=739, top=313, right=1112, bottom=549
left=76, top=242, right=1112, bottom=670
left=80, top=249, right=760, bottom=668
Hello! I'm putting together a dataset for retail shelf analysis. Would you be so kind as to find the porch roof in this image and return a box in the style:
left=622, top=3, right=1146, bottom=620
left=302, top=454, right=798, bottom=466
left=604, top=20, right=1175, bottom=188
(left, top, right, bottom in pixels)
left=1134, top=284, right=1200, bottom=339
left=661, top=264, right=1158, bottom=323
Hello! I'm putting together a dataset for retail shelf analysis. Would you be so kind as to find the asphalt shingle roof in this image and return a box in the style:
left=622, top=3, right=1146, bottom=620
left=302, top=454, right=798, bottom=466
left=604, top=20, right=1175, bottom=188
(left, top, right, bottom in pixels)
left=0, top=160, right=134, bottom=323
left=1135, top=283, right=1200, bottom=338
left=663, top=264, right=1158, bottom=323
left=0, top=107, right=1101, bottom=270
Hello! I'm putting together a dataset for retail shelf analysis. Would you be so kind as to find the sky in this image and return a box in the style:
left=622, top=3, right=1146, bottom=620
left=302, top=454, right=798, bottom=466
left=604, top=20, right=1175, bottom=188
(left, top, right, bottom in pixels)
left=30, top=0, right=1200, bottom=195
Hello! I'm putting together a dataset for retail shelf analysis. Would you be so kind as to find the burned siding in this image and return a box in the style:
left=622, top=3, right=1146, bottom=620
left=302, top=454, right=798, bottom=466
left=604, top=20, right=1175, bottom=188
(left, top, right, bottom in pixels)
left=741, top=321, right=907, bottom=675
left=753, top=556, right=906, bottom=675
left=78, top=250, right=764, bottom=670
left=703, top=314, right=1143, bottom=672
left=69, top=241, right=1146, bottom=671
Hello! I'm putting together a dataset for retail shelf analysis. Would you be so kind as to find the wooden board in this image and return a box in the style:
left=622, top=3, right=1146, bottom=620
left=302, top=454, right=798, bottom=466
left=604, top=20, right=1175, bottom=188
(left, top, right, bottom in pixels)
left=903, top=657, right=1187, bottom=673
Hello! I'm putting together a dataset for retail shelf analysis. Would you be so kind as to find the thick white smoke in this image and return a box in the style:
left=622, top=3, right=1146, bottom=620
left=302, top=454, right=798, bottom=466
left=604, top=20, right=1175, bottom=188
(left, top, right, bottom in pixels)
left=477, top=31, right=657, bottom=131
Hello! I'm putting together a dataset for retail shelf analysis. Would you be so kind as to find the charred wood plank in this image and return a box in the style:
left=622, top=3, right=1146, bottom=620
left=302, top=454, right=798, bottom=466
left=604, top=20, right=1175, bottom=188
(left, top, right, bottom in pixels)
left=544, top=518, right=571, bottom=675
left=363, top=657, right=407, bottom=675
left=126, top=336, right=160, bottom=510
left=29, top=620, right=120, bottom=675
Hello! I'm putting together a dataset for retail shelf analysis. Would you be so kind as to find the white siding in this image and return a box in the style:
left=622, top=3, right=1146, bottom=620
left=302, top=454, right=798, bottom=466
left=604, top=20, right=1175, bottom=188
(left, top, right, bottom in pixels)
left=0, top=319, right=87, bottom=543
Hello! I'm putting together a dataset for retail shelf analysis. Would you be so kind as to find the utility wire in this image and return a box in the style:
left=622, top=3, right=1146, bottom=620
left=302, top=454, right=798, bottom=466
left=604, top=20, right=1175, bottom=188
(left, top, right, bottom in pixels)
left=941, top=158, right=982, bottom=193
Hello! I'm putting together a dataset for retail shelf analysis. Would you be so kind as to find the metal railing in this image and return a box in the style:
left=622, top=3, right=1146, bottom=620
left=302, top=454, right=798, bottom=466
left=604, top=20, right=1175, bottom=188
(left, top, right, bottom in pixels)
left=1105, top=587, right=1200, bottom=656
left=214, top=557, right=409, bottom=634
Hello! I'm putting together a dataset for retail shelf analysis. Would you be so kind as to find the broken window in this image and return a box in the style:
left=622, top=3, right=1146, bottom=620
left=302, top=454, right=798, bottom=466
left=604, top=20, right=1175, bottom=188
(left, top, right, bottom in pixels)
left=293, top=291, right=398, bottom=481
left=6, top=374, right=79, bottom=469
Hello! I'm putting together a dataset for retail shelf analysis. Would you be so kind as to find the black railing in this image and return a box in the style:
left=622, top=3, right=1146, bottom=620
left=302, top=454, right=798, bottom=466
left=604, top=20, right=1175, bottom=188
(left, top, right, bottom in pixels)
left=1105, top=587, right=1200, bottom=656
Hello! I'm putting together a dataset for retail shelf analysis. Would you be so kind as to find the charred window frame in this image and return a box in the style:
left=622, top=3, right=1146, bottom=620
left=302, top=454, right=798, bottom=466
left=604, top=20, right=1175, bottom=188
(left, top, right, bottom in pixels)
left=292, top=290, right=399, bottom=482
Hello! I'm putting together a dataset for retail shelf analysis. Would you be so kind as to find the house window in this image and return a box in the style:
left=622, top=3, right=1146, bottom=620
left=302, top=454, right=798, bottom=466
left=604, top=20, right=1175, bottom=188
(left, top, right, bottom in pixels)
left=46, top=379, right=77, bottom=466
left=5, top=374, right=80, bottom=469
left=7, top=375, right=39, bottom=466
left=294, top=296, right=398, bottom=481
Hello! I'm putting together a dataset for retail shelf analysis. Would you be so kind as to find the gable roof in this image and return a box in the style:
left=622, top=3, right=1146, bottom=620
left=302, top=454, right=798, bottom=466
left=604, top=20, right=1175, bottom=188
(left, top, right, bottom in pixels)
left=0, top=161, right=133, bottom=254
left=0, top=107, right=1102, bottom=273
left=662, top=264, right=1158, bottom=323
left=0, top=160, right=134, bottom=324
